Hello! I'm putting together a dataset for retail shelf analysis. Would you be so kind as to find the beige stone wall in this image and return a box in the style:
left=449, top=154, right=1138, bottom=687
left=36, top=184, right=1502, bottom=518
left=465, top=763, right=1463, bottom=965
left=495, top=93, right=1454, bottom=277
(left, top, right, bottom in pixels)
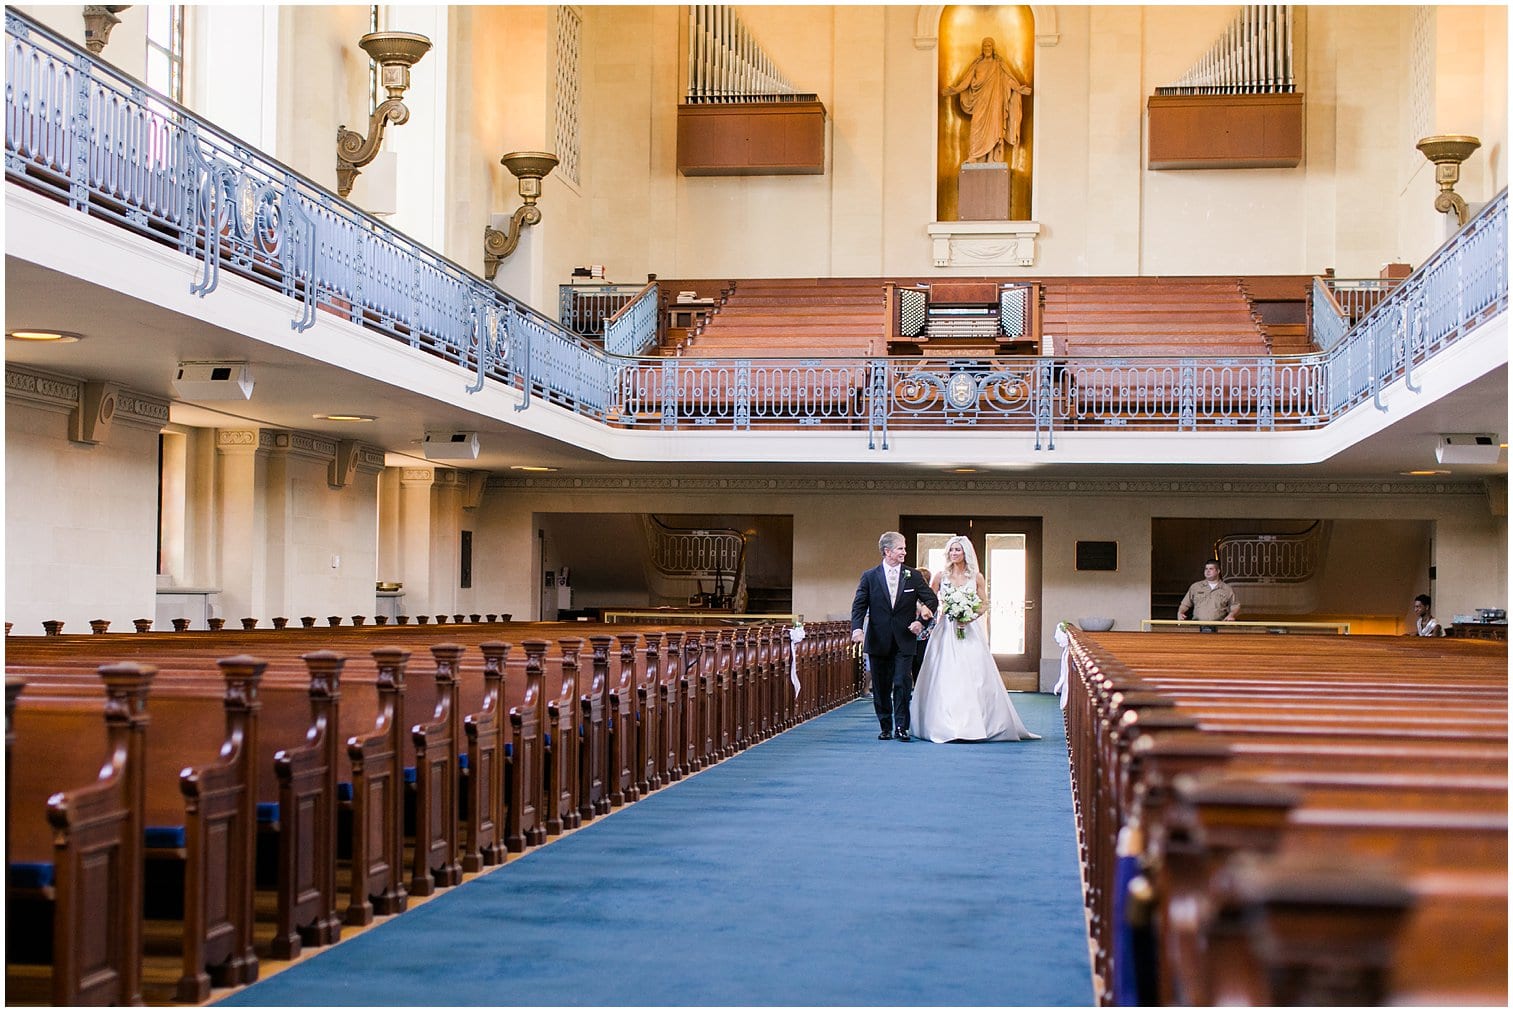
left=566, top=4, right=1505, bottom=283
left=4, top=383, right=384, bottom=632
left=5, top=386, right=162, bottom=634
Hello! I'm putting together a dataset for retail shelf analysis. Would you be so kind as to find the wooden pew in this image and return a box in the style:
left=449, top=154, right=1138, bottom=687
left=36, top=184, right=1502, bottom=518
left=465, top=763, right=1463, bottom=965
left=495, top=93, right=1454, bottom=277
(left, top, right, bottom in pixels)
left=1060, top=629, right=1507, bottom=1006
left=1071, top=638, right=1506, bottom=1004
left=7, top=663, right=152, bottom=1006
left=10, top=658, right=261, bottom=1004
left=10, top=648, right=388, bottom=960
left=6, top=617, right=856, bottom=1003
left=462, top=641, right=510, bottom=873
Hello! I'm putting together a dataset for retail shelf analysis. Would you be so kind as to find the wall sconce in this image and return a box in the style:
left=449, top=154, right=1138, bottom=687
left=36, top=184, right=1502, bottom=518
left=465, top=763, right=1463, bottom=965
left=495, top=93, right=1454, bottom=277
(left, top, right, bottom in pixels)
left=335, top=30, right=432, bottom=199
left=1415, top=134, right=1481, bottom=226
left=82, top=5, right=131, bottom=54
left=483, top=151, right=559, bottom=280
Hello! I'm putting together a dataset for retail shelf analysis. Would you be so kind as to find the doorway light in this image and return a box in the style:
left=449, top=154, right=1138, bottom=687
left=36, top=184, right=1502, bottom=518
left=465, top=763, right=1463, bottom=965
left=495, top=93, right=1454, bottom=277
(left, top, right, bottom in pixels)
left=510, top=465, right=557, bottom=472
left=314, top=413, right=377, bottom=422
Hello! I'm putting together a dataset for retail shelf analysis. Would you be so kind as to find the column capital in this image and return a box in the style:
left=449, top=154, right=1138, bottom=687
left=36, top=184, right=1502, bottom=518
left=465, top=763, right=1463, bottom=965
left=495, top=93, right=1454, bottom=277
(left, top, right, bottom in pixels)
left=216, top=428, right=280, bottom=456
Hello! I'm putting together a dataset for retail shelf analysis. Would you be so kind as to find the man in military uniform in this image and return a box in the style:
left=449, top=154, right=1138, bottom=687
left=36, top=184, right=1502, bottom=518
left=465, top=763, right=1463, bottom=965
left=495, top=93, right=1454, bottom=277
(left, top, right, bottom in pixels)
left=1176, top=560, right=1239, bottom=632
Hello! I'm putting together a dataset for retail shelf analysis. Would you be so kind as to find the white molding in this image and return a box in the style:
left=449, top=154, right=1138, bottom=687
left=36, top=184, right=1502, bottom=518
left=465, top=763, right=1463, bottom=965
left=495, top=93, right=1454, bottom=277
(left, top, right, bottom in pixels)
left=926, top=220, right=1041, bottom=267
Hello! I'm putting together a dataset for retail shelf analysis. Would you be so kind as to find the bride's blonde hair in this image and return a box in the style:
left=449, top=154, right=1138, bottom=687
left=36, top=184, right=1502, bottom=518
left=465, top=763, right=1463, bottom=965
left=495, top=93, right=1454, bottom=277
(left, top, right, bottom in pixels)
left=944, top=535, right=981, bottom=581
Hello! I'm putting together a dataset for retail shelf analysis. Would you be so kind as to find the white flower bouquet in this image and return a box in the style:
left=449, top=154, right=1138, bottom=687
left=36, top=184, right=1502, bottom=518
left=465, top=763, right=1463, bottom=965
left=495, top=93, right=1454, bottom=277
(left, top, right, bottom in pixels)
left=939, top=583, right=982, bottom=639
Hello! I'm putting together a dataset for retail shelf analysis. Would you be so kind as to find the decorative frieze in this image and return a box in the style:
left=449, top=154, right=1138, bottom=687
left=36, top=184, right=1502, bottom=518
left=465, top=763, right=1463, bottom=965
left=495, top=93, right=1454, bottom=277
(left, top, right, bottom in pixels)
left=113, top=391, right=171, bottom=428
left=7, top=364, right=168, bottom=430
left=6, top=366, right=79, bottom=410
left=216, top=428, right=278, bottom=452
left=488, top=471, right=1487, bottom=499
left=216, top=427, right=351, bottom=465
left=278, top=430, right=339, bottom=462
left=356, top=445, right=388, bottom=474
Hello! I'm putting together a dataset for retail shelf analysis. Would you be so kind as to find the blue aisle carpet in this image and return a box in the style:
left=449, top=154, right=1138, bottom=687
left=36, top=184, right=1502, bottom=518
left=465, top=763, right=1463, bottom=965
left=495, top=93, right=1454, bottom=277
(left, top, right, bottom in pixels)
left=220, top=693, right=1093, bottom=1006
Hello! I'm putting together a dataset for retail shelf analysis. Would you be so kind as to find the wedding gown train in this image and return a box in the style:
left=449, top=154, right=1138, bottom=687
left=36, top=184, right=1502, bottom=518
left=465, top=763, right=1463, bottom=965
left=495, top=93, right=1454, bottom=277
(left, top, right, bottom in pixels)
left=910, top=609, right=1040, bottom=743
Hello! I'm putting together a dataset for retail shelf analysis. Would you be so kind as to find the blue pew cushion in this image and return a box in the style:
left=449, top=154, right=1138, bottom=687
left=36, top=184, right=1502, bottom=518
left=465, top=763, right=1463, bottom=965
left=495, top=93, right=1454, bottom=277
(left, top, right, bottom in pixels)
left=145, top=825, right=186, bottom=849
left=9, top=861, right=54, bottom=890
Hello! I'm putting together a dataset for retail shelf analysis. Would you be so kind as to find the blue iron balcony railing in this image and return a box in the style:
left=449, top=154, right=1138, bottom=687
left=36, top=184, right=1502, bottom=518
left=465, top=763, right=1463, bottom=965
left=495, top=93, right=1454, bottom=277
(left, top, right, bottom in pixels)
left=5, top=10, right=1506, bottom=453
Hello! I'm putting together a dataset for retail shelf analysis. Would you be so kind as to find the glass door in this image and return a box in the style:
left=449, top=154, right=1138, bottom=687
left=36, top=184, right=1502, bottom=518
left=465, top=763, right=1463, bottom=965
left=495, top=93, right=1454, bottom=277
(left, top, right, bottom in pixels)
left=985, top=532, right=1028, bottom=658
left=901, top=517, right=1042, bottom=691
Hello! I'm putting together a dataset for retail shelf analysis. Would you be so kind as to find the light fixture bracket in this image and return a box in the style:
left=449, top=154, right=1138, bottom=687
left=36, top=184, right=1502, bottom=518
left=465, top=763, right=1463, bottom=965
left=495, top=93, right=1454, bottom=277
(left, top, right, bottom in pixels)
left=483, top=151, right=558, bottom=279
left=335, top=31, right=432, bottom=199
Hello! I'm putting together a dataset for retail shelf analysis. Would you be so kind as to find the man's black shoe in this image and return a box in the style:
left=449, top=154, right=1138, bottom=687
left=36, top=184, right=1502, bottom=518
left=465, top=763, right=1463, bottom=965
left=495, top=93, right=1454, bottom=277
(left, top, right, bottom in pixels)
left=894, top=728, right=911, bottom=742
left=877, top=729, right=893, bottom=740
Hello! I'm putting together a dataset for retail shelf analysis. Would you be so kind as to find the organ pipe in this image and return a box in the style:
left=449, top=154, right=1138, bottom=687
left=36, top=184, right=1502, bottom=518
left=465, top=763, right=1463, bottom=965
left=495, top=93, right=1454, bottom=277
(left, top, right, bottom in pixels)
left=1156, top=4, right=1295, bottom=95
left=685, top=4, right=813, bottom=103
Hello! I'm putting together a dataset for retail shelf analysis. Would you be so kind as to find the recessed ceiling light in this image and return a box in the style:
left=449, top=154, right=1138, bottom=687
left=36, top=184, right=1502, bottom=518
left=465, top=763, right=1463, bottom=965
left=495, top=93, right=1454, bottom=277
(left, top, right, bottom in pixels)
left=510, top=465, right=557, bottom=472
left=1400, top=469, right=1451, bottom=476
left=949, top=467, right=980, bottom=474
left=7, top=330, right=81, bottom=343
left=314, top=413, right=377, bottom=422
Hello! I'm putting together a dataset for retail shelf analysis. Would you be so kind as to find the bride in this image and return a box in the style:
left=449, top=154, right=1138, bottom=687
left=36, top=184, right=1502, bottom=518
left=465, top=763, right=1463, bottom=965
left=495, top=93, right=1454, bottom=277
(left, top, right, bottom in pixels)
left=910, top=536, right=1041, bottom=743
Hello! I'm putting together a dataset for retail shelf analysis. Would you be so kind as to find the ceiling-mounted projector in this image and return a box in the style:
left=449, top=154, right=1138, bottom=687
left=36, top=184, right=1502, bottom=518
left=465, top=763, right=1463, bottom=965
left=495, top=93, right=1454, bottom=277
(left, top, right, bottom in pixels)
left=173, top=361, right=254, bottom=400
left=423, top=431, right=480, bottom=460
left=1435, top=433, right=1502, bottom=465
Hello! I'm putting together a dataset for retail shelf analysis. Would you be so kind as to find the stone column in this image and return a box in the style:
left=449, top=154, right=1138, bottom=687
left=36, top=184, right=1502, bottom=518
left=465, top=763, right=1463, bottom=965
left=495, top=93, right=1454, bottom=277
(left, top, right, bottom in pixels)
left=215, top=429, right=273, bottom=622
left=429, top=469, right=465, bottom=619
left=398, top=467, right=437, bottom=617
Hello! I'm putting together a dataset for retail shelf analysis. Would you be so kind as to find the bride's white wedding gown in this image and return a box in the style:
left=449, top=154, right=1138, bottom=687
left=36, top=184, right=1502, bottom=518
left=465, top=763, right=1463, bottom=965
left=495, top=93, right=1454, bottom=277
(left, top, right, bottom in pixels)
left=910, top=591, right=1041, bottom=743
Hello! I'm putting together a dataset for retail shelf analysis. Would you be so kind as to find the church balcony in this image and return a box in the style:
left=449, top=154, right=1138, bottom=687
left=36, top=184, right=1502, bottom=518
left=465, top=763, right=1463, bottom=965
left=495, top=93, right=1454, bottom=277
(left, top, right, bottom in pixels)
left=3, top=12, right=1506, bottom=472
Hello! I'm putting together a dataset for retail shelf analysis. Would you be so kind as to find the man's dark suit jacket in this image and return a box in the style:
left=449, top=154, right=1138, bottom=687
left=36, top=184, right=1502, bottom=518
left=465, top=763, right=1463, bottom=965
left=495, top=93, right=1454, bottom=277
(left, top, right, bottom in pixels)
left=851, top=564, right=939, bottom=655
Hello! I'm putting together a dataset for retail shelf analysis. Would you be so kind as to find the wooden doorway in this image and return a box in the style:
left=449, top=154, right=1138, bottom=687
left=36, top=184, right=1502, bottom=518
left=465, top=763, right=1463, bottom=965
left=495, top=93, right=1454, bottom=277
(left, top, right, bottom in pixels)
left=901, top=515, right=1043, bottom=692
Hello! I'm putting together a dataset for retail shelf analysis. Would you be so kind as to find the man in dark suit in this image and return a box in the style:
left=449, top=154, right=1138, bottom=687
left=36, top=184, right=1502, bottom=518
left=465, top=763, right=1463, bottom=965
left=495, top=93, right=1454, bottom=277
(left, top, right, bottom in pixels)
left=850, top=531, right=939, bottom=741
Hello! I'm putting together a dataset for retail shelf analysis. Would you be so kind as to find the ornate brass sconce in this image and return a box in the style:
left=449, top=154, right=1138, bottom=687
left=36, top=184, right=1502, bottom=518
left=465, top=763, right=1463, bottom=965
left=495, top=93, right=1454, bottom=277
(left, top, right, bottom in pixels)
left=82, top=6, right=131, bottom=54
left=1415, top=134, right=1481, bottom=226
left=335, top=30, right=432, bottom=199
left=482, top=151, right=559, bottom=280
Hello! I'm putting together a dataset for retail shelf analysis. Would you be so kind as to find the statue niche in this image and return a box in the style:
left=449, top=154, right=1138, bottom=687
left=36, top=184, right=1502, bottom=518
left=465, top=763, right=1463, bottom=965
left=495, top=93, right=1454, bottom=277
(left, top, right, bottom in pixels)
left=937, top=7, right=1035, bottom=222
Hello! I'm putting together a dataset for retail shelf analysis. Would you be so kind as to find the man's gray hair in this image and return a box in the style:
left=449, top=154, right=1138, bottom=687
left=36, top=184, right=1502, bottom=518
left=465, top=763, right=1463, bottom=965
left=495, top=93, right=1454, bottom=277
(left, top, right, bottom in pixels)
left=879, top=531, right=904, bottom=554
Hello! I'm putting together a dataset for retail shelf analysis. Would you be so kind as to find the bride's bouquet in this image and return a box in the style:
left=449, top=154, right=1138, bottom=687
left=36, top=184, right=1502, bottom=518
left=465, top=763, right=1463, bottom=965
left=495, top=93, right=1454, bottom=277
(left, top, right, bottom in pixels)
left=939, top=583, right=982, bottom=639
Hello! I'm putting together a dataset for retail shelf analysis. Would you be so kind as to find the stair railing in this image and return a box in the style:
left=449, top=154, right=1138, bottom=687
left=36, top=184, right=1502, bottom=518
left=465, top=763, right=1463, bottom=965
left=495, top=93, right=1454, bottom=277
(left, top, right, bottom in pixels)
left=1312, top=278, right=1401, bottom=352
left=603, top=282, right=662, bottom=357
left=1214, top=521, right=1326, bottom=584
left=641, top=517, right=747, bottom=609
left=559, top=283, right=647, bottom=339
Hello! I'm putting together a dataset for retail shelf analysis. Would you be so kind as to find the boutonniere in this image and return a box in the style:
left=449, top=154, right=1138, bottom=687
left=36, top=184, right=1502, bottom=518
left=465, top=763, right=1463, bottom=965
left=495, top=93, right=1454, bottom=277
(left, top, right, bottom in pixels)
left=901, top=568, right=911, bottom=579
